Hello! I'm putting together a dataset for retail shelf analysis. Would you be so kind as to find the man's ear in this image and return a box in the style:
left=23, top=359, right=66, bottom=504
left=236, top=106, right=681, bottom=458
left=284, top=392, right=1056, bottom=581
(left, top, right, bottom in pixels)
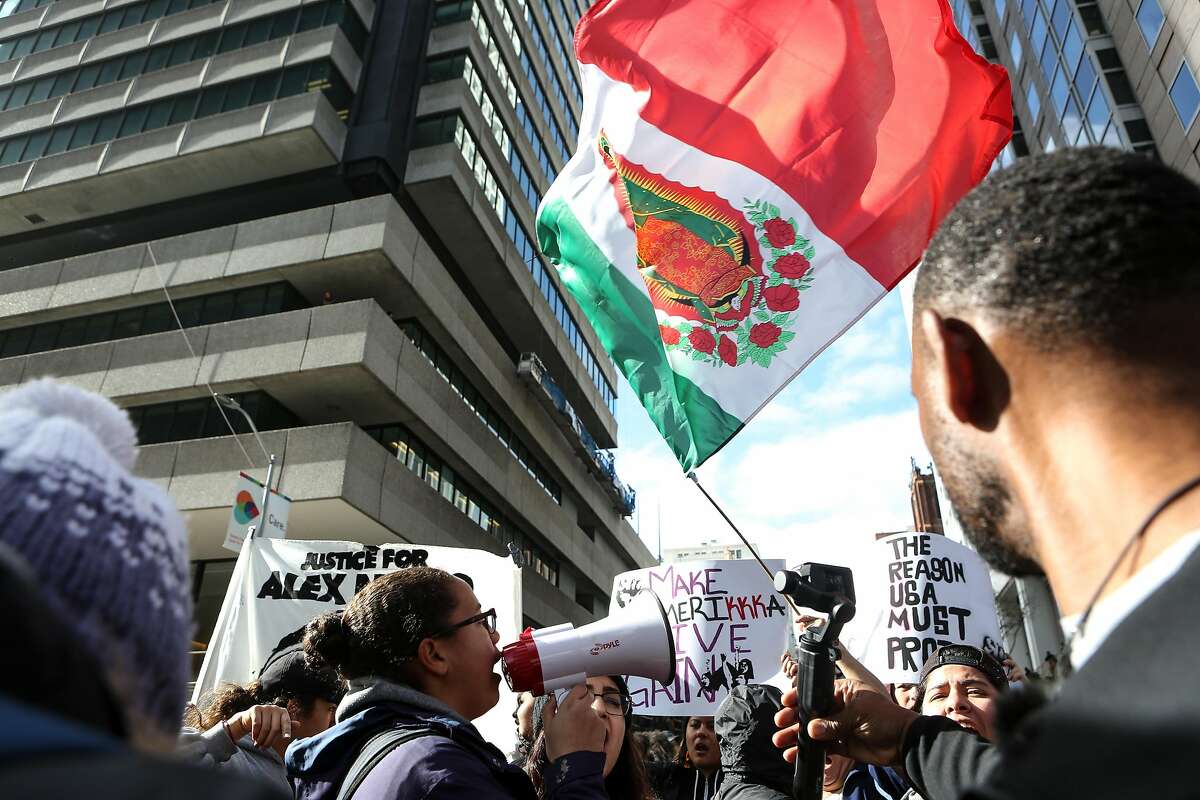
left=919, top=310, right=1007, bottom=430
left=414, top=637, right=451, bottom=678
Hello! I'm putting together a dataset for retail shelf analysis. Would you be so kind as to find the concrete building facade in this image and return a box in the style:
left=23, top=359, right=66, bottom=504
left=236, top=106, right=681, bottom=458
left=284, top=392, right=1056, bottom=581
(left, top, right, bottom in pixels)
left=662, top=539, right=758, bottom=564
left=0, top=0, right=654, bottom=674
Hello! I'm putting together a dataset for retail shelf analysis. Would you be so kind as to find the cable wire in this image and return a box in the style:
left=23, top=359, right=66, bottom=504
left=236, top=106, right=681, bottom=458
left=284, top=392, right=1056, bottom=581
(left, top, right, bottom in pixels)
left=145, top=243, right=266, bottom=468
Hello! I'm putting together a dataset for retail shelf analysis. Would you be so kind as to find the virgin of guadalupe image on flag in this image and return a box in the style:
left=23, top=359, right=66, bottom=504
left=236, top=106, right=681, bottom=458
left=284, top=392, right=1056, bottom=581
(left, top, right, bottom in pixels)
left=537, top=0, right=1012, bottom=469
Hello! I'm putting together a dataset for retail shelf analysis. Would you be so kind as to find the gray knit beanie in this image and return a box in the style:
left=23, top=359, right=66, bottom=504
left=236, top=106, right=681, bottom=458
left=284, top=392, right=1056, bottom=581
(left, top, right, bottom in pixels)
left=0, top=378, right=191, bottom=735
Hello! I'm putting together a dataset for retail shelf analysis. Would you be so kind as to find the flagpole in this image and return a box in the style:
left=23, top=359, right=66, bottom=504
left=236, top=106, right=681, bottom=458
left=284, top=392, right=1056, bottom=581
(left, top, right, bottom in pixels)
left=686, top=472, right=801, bottom=616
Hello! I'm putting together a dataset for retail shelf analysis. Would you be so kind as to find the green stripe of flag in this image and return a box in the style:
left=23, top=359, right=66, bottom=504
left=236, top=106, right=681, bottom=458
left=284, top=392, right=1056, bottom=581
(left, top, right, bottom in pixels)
left=538, top=197, right=742, bottom=470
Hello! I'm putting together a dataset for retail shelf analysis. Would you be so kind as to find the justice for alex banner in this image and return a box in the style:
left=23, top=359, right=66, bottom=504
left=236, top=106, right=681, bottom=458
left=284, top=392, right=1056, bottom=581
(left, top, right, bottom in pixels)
left=853, top=533, right=1003, bottom=685
left=611, top=559, right=789, bottom=716
left=193, top=537, right=522, bottom=751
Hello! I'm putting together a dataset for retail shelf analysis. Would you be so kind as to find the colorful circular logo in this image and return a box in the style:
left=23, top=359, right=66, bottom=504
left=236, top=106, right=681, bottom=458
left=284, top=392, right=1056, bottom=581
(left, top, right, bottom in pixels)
left=234, top=490, right=259, bottom=525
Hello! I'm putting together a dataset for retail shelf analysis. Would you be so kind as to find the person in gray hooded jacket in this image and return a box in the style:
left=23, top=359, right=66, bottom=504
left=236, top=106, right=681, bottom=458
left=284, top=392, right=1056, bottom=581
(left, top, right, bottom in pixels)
left=180, top=638, right=344, bottom=797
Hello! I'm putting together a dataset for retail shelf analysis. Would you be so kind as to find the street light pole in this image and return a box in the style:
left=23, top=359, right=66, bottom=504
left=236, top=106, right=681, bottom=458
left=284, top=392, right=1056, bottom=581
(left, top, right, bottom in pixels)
left=215, top=394, right=277, bottom=541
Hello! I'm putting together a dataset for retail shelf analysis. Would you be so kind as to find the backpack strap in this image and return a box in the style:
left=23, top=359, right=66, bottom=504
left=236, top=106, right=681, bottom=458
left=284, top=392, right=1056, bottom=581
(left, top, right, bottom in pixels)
left=335, top=726, right=442, bottom=800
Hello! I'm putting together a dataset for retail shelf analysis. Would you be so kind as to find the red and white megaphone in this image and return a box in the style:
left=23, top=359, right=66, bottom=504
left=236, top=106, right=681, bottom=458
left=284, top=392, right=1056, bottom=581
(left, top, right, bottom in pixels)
left=501, top=589, right=676, bottom=695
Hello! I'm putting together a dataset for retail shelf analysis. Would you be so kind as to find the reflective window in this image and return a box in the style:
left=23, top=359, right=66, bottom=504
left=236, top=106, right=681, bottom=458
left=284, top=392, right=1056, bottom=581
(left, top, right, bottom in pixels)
left=1026, top=80, right=1041, bottom=120
left=1009, top=29, right=1023, bottom=69
left=1086, top=88, right=1110, bottom=141
left=1061, top=21, right=1083, bottom=76
left=1135, top=0, right=1165, bottom=50
left=1050, top=65, right=1069, bottom=114
left=1170, top=63, right=1200, bottom=130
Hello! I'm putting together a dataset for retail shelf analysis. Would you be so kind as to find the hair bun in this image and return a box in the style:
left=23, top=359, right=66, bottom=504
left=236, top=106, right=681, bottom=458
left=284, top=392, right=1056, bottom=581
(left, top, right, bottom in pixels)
left=303, top=611, right=351, bottom=669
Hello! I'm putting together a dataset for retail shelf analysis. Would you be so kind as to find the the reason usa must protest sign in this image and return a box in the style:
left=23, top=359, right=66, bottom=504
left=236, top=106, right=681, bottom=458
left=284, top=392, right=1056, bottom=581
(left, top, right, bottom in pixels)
left=611, top=559, right=789, bottom=716
left=193, top=537, right=522, bottom=753
left=856, top=533, right=1003, bottom=685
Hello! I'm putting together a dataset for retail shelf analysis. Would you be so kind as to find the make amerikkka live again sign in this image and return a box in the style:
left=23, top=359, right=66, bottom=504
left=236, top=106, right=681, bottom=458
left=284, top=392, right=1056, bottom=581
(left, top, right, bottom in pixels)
left=611, top=559, right=790, bottom=716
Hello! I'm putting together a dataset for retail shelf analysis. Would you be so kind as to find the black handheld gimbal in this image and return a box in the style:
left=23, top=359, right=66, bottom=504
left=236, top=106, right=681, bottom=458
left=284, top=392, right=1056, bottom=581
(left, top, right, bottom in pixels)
left=773, top=563, right=856, bottom=800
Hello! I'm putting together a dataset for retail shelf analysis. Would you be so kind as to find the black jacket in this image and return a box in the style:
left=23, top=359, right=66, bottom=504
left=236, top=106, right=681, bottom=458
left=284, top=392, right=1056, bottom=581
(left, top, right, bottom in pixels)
left=713, top=684, right=791, bottom=800
left=903, top=540, right=1200, bottom=800
left=649, top=762, right=724, bottom=800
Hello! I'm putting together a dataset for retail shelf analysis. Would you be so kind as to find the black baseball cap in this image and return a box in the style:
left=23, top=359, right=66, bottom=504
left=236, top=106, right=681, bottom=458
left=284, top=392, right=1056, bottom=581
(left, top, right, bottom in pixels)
left=918, top=644, right=1007, bottom=692
left=258, top=633, right=344, bottom=703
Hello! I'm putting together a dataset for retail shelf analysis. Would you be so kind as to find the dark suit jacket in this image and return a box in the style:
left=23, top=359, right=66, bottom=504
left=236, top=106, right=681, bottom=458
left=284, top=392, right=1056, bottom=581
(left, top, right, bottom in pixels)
left=902, top=539, right=1200, bottom=799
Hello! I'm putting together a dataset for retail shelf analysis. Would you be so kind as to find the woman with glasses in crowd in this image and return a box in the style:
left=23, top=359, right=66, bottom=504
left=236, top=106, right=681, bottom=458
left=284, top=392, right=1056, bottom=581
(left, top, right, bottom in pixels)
left=287, top=567, right=608, bottom=800
left=523, top=676, right=653, bottom=799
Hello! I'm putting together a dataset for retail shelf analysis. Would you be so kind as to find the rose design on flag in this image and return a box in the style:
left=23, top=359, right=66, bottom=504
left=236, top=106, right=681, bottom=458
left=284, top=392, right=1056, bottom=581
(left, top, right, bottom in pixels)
left=658, top=200, right=817, bottom=369
left=596, top=132, right=816, bottom=369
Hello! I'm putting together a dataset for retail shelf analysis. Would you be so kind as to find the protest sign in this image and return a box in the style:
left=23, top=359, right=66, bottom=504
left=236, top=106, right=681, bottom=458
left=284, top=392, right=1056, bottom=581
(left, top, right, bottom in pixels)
left=853, top=532, right=1003, bottom=684
left=194, top=538, right=522, bottom=752
left=610, top=559, right=789, bottom=716
left=222, top=472, right=290, bottom=553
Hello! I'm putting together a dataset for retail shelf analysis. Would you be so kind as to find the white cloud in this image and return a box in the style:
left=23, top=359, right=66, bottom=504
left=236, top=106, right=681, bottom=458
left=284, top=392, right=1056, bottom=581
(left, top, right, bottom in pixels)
left=616, top=407, right=930, bottom=573
left=613, top=291, right=928, bottom=581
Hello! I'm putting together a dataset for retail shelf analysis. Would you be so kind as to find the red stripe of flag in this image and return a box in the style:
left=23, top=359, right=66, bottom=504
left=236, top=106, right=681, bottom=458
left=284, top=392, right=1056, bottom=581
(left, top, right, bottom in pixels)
left=575, top=0, right=1013, bottom=289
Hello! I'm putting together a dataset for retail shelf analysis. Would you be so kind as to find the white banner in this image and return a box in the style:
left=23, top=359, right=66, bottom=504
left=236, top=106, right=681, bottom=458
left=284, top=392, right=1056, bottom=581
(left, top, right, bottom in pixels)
left=193, top=538, right=522, bottom=752
left=222, top=472, right=290, bottom=553
left=610, top=559, right=789, bottom=716
left=855, top=533, right=1003, bottom=685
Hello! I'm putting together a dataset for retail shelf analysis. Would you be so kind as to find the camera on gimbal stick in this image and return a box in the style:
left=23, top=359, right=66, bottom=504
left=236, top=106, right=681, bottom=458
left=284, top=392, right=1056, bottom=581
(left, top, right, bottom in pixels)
left=773, top=564, right=856, bottom=800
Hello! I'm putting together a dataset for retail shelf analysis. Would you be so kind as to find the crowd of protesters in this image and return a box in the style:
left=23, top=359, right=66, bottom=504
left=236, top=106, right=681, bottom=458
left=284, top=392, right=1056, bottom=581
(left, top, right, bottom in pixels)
left=2, top=145, right=1199, bottom=800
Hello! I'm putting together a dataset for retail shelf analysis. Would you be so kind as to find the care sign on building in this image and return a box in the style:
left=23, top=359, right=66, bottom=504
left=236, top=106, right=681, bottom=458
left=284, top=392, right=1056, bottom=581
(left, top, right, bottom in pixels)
left=611, top=558, right=789, bottom=715
left=222, top=472, right=291, bottom=553
left=194, top=538, right=522, bottom=751
left=855, top=532, right=1003, bottom=684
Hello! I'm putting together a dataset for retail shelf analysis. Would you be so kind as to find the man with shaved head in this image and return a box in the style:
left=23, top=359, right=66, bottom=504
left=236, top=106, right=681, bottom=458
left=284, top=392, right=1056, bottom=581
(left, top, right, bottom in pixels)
left=774, top=147, right=1200, bottom=799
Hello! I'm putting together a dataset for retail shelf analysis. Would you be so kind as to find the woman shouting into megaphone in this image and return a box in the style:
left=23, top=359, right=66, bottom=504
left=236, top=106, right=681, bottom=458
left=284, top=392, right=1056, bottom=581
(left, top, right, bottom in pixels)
left=287, top=567, right=609, bottom=800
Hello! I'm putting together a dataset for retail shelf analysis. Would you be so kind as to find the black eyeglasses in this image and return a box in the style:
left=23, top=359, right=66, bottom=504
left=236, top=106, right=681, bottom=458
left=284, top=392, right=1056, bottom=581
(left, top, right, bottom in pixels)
left=430, top=608, right=497, bottom=639
left=593, top=691, right=633, bottom=716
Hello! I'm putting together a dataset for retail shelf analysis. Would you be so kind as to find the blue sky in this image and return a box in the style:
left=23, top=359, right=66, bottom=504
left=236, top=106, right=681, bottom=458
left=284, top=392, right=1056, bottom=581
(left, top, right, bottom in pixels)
left=612, top=286, right=932, bottom=571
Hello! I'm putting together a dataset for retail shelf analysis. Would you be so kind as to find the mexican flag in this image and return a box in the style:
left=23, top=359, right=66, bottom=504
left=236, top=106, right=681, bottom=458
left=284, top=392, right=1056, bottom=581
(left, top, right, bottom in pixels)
left=537, top=0, right=1012, bottom=470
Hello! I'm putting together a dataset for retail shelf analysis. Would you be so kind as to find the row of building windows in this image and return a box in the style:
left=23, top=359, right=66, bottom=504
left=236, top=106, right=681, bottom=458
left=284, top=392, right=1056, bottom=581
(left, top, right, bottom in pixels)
left=545, top=0, right=581, bottom=56
left=128, top=390, right=301, bottom=446
left=411, top=111, right=616, bottom=414
left=1015, top=0, right=1122, bottom=148
left=425, top=51, right=544, bottom=209
left=0, top=0, right=52, bottom=20
left=454, top=7, right=565, bottom=174
left=1136, top=0, right=1200, bottom=130
left=506, top=0, right=579, bottom=138
left=529, top=0, right=582, bottom=109
left=363, top=422, right=560, bottom=585
left=0, top=282, right=307, bottom=359
left=437, top=1, right=573, bottom=166
left=398, top=318, right=563, bottom=505
left=995, top=0, right=1147, bottom=153
left=0, top=1, right=365, bottom=117
left=0, top=0, right=225, bottom=63
left=0, top=59, right=353, bottom=167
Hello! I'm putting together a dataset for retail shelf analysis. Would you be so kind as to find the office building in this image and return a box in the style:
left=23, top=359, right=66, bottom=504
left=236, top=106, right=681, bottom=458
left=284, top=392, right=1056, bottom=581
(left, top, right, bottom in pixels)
left=952, top=0, right=1200, bottom=177
left=0, top=0, right=654, bottom=674
left=909, top=460, right=945, bottom=535
left=663, top=539, right=757, bottom=564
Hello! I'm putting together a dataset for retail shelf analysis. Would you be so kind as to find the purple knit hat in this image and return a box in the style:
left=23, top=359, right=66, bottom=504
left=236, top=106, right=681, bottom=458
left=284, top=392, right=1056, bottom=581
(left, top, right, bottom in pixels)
left=0, top=378, right=191, bottom=735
